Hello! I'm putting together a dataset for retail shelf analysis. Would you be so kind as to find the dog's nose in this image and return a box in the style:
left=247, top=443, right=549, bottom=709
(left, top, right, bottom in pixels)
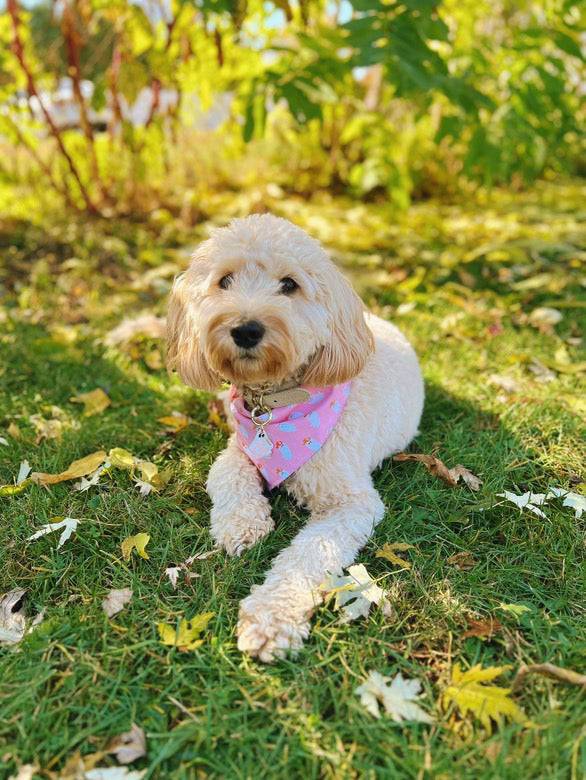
left=231, top=320, right=265, bottom=349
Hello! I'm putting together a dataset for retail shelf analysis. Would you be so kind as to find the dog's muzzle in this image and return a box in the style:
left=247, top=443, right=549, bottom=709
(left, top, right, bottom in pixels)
left=231, top=320, right=265, bottom=349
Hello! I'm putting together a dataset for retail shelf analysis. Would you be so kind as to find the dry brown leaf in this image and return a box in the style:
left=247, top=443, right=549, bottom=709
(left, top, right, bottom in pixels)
left=461, top=618, right=504, bottom=640
left=447, top=551, right=476, bottom=571
left=511, top=662, right=586, bottom=693
left=31, top=451, right=107, bottom=485
left=393, top=452, right=458, bottom=487
left=7, top=422, right=20, bottom=439
left=448, top=465, right=482, bottom=491
left=70, top=388, right=111, bottom=417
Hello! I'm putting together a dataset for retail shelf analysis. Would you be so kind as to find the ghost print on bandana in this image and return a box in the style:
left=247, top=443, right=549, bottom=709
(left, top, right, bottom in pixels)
left=230, top=382, right=351, bottom=489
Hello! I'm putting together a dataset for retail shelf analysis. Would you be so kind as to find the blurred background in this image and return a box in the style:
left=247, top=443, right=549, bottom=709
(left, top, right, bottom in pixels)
left=0, top=0, right=584, bottom=219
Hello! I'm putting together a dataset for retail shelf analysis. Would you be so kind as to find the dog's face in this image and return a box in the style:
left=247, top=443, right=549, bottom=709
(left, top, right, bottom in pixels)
left=167, top=214, right=373, bottom=390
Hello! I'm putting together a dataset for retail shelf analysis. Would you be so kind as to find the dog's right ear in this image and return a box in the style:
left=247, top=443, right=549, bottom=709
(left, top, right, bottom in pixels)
left=166, top=272, right=222, bottom=392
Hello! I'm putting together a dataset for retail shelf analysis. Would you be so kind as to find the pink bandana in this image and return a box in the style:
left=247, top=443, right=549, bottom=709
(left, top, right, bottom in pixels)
left=230, top=382, right=351, bottom=489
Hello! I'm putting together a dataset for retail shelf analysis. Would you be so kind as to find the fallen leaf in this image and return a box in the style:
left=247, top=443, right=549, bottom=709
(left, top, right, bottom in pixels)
left=28, top=517, right=80, bottom=548
left=31, top=451, right=107, bottom=485
left=134, top=478, right=153, bottom=497
left=448, top=465, right=482, bottom=491
left=498, top=603, right=532, bottom=619
left=104, top=314, right=166, bottom=346
left=546, top=487, right=586, bottom=519
left=29, top=413, right=63, bottom=442
left=185, top=549, right=217, bottom=562
left=135, top=460, right=158, bottom=482
left=356, top=670, right=434, bottom=723
left=17, top=460, right=31, bottom=485
left=393, top=453, right=458, bottom=487
left=108, top=723, right=146, bottom=764
left=447, top=551, right=476, bottom=570
left=157, top=413, right=192, bottom=434
left=121, top=533, right=150, bottom=561
left=164, top=567, right=181, bottom=589
left=0, top=588, right=26, bottom=645
left=207, top=397, right=230, bottom=433
left=70, top=388, right=111, bottom=416
left=488, top=374, right=521, bottom=394
left=108, top=448, right=135, bottom=469
left=461, top=618, right=504, bottom=640
left=0, top=436, right=7, bottom=446
left=85, top=769, right=146, bottom=779
left=441, top=663, right=528, bottom=730
left=320, top=564, right=392, bottom=623
left=375, top=542, right=415, bottom=568
left=8, top=765, right=38, bottom=780
left=158, top=612, right=214, bottom=651
left=511, top=662, right=586, bottom=693
left=164, top=559, right=202, bottom=590
left=0, top=460, right=32, bottom=496
left=0, top=589, right=44, bottom=646
left=528, top=307, right=563, bottom=333
left=497, top=490, right=549, bottom=519
left=527, top=358, right=556, bottom=383
left=102, top=588, right=133, bottom=618
left=74, top=462, right=110, bottom=492
left=7, top=422, right=20, bottom=438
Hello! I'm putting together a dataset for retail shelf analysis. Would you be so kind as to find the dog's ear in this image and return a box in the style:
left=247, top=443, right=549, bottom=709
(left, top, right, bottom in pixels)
left=303, top=266, right=374, bottom=386
left=166, top=272, right=222, bottom=392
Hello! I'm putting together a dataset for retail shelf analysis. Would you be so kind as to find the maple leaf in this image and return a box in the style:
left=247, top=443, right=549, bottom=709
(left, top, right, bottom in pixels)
left=448, top=465, right=482, bottom=491
left=102, top=588, right=133, bottom=618
left=74, top=461, right=110, bottom=492
left=497, top=490, right=549, bottom=518
left=70, top=388, right=111, bottom=416
left=121, top=533, right=150, bottom=561
left=441, top=663, right=528, bottom=730
left=546, top=487, right=586, bottom=519
left=28, top=517, right=79, bottom=548
left=375, top=542, right=415, bottom=568
left=356, top=670, right=434, bottom=723
left=31, top=451, right=107, bottom=485
left=158, top=612, right=214, bottom=651
left=107, top=723, right=146, bottom=765
left=497, top=603, right=532, bottom=620
left=320, top=564, right=392, bottom=623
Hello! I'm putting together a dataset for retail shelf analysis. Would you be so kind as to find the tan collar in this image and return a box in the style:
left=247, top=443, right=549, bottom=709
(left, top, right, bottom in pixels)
left=241, top=381, right=310, bottom=411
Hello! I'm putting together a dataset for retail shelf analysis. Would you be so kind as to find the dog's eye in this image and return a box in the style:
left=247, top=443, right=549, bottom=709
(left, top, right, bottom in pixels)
left=280, top=277, right=298, bottom=295
left=219, top=273, right=233, bottom=290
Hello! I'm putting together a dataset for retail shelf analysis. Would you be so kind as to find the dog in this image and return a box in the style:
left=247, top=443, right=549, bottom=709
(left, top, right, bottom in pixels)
left=167, top=214, right=424, bottom=661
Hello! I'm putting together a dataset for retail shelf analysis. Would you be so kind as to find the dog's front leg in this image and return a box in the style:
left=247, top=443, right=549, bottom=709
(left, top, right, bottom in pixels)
left=206, top=435, right=273, bottom=556
left=237, top=485, right=385, bottom=661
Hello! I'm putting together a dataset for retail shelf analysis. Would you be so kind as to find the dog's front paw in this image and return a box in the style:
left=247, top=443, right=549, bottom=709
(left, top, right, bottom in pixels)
left=237, top=590, right=311, bottom=662
left=211, top=501, right=274, bottom=556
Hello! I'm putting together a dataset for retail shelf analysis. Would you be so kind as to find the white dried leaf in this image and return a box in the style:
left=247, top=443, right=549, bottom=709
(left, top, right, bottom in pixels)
left=356, top=670, right=434, bottom=723
left=164, top=567, right=180, bottom=590
left=102, top=588, right=133, bottom=618
left=546, top=488, right=586, bottom=519
left=134, top=478, right=153, bottom=497
left=85, top=770, right=146, bottom=780
left=185, top=550, right=217, bottom=563
left=109, top=723, right=147, bottom=765
left=74, top=461, right=110, bottom=492
left=320, top=564, right=392, bottom=623
left=8, top=765, right=37, bottom=780
left=0, top=436, right=8, bottom=446
left=488, top=374, right=521, bottom=394
left=448, top=465, right=482, bottom=491
left=17, top=460, right=31, bottom=485
left=528, top=307, right=563, bottom=330
left=27, top=517, right=80, bottom=548
left=497, top=491, right=549, bottom=519
left=0, top=588, right=26, bottom=645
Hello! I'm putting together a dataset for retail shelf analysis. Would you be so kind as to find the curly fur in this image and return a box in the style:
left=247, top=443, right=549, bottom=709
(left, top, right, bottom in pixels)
left=167, top=214, right=424, bottom=661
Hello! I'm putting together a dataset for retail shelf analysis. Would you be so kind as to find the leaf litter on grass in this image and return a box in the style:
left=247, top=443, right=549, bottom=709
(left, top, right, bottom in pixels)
left=319, top=564, right=392, bottom=623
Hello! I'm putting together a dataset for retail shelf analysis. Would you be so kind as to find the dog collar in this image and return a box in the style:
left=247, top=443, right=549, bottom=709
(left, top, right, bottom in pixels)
left=230, top=382, right=351, bottom=489
left=241, top=381, right=310, bottom=411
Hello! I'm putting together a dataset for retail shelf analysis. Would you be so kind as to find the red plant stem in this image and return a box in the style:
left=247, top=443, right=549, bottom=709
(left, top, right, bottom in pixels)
left=7, top=0, right=99, bottom=213
left=62, top=0, right=109, bottom=202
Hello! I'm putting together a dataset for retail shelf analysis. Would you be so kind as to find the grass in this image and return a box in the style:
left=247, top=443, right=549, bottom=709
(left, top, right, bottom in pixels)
left=0, top=179, right=585, bottom=779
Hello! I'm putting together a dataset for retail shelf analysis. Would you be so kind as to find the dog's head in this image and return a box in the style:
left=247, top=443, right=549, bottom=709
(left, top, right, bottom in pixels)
left=167, top=214, right=373, bottom=390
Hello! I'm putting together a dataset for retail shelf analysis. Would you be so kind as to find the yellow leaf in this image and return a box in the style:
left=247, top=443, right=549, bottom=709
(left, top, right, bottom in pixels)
left=121, top=533, right=150, bottom=561
left=376, top=542, right=414, bottom=568
left=136, top=460, right=158, bottom=482
left=108, top=447, right=136, bottom=469
left=442, top=663, right=529, bottom=731
left=31, top=451, right=107, bottom=485
left=157, top=415, right=191, bottom=434
left=70, top=388, right=111, bottom=416
left=157, top=612, right=214, bottom=651
left=0, top=479, right=30, bottom=496
left=498, top=603, right=532, bottom=619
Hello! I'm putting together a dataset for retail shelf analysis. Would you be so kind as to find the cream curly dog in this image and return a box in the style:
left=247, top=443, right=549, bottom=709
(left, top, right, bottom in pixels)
left=167, top=214, right=424, bottom=661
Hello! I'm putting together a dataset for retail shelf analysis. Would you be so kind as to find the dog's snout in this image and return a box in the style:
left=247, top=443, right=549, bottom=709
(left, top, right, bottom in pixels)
left=231, top=320, right=265, bottom=349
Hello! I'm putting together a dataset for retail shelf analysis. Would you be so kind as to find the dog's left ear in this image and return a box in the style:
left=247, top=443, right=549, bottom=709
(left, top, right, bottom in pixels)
left=303, top=266, right=374, bottom=386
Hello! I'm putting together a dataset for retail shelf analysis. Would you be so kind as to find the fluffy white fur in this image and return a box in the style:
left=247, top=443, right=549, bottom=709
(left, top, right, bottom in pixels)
left=167, top=214, right=424, bottom=661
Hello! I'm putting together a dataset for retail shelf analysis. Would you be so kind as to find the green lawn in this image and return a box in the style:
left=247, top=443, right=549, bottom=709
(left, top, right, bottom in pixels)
left=1, top=180, right=585, bottom=779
